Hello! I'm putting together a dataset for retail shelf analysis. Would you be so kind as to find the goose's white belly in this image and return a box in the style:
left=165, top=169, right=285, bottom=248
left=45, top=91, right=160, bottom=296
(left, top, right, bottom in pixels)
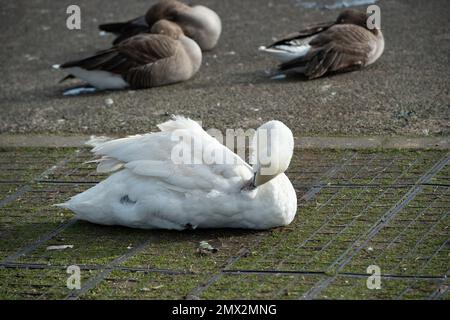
left=66, top=67, right=129, bottom=90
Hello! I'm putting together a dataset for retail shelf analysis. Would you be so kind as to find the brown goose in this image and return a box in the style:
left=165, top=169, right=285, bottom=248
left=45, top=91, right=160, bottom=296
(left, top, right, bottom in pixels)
left=259, top=10, right=384, bottom=79
left=99, top=0, right=222, bottom=51
left=54, top=20, right=202, bottom=93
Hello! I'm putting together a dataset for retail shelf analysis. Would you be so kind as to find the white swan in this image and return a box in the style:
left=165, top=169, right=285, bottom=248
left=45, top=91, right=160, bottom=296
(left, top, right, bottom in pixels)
left=57, top=116, right=297, bottom=230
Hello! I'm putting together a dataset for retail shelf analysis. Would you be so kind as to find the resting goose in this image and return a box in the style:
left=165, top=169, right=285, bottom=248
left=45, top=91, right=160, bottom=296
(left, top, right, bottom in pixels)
left=259, top=10, right=384, bottom=79
left=57, top=116, right=297, bottom=230
left=99, top=0, right=222, bottom=51
left=54, top=20, right=202, bottom=93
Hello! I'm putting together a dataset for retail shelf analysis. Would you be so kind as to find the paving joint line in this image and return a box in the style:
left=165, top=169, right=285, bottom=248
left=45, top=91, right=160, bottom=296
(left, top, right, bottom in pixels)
left=428, top=270, right=449, bottom=300
left=0, top=150, right=84, bottom=264
left=0, top=261, right=193, bottom=275
left=1, top=261, right=445, bottom=282
left=300, top=152, right=356, bottom=201
left=1, top=218, right=78, bottom=264
left=0, top=150, right=80, bottom=209
left=65, top=238, right=154, bottom=300
left=301, top=154, right=450, bottom=299
left=396, top=218, right=450, bottom=299
left=338, top=187, right=448, bottom=295
left=185, top=152, right=356, bottom=299
left=221, top=269, right=447, bottom=281
left=186, top=254, right=244, bottom=300
left=273, top=154, right=393, bottom=272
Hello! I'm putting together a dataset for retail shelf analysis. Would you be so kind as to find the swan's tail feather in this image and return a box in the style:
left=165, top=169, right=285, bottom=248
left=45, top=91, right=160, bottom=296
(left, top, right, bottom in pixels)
left=53, top=202, right=69, bottom=208
left=96, top=158, right=124, bottom=173
left=86, top=135, right=112, bottom=148
left=157, top=115, right=202, bottom=133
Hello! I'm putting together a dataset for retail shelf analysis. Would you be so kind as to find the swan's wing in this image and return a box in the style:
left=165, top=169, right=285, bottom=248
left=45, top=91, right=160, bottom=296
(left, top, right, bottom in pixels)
left=88, top=116, right=252, bottom=187
left=124, top=159, right=251, bottom=193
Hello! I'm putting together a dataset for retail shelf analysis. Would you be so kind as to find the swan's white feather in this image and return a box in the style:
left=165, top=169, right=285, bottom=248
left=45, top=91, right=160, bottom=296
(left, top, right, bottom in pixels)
left=58, top=116, right=297, bottom=230
left=89, top=116, right=251, bottom=173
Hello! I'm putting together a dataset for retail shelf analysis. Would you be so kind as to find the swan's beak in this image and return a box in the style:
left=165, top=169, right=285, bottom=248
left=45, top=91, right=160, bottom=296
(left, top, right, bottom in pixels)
left=241, top=173, right=257, bottom=191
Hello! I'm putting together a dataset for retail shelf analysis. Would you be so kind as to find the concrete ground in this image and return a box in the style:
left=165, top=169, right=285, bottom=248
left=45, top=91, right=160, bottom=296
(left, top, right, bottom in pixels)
left=0, top=0, right=449, bottom=300
left=0, top=0, right=449, bottom=136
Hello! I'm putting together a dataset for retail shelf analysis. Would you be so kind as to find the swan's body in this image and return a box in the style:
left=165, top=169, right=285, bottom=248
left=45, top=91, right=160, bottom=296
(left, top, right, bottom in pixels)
left=57, top=116, right=297, bottom=230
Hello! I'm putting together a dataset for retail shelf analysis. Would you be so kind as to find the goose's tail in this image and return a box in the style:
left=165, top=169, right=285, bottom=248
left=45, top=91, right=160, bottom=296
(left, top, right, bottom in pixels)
left=259, top=44, right=311, bottom=63
left=98, top=22, right=127, bottom=33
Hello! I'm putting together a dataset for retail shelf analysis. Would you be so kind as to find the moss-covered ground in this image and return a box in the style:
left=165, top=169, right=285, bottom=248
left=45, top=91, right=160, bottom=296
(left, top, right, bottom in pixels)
left=0, top=147, right=448, bottom=299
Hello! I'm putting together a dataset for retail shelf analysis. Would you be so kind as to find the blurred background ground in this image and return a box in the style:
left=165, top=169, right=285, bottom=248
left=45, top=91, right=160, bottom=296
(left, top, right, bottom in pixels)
left=0, top=0, right=449, bottom=136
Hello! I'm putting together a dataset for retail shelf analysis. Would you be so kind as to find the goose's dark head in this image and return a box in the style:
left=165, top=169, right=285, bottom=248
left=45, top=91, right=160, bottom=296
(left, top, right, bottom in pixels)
left=145, top=0, right=189, bottom=25
left=150, top=19, right=184, bottom=39
left=336, top=9, right=380, bottom=34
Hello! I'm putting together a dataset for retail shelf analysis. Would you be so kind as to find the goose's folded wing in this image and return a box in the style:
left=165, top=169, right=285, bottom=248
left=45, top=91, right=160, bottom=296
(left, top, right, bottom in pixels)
left=99, top=16, right=150, bottom=45
left=118, top=34, right=178, bottom=64
left=59, top=47, right=131, bottom=74
left=267, top=21, right=334, bottom=48
left=278, top=25, right=373, bottom=78
left=59, top=34, right=176, bottom=79
left=112, top=25, right=150, bottom=45
left=117, top=34, right=179, bottom=87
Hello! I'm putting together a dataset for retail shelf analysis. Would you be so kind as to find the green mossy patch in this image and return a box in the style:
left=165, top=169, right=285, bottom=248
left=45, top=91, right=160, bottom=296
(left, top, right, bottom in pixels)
left=85, top=270, right=206, bottom=299
left=201, top=273, right=325, bottom=299
left=0, top=267, right=96, bottom=299
left=0, top=148, right=448, bottom=299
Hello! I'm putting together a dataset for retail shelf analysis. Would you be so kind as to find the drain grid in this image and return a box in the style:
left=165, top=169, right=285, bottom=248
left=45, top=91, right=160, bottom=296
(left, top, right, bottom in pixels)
left=0, top=148, right=448, bottom=299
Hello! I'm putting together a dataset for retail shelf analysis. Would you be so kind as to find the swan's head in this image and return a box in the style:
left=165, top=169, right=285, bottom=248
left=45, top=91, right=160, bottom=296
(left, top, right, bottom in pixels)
left=250, top=120, right=294, bottom=188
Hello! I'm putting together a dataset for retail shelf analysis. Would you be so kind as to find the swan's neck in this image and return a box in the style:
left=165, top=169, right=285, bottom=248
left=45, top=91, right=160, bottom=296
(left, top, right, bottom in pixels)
left=254, top=171, right=279, bottom=187
left=241, top=169, right=280, bottom=191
